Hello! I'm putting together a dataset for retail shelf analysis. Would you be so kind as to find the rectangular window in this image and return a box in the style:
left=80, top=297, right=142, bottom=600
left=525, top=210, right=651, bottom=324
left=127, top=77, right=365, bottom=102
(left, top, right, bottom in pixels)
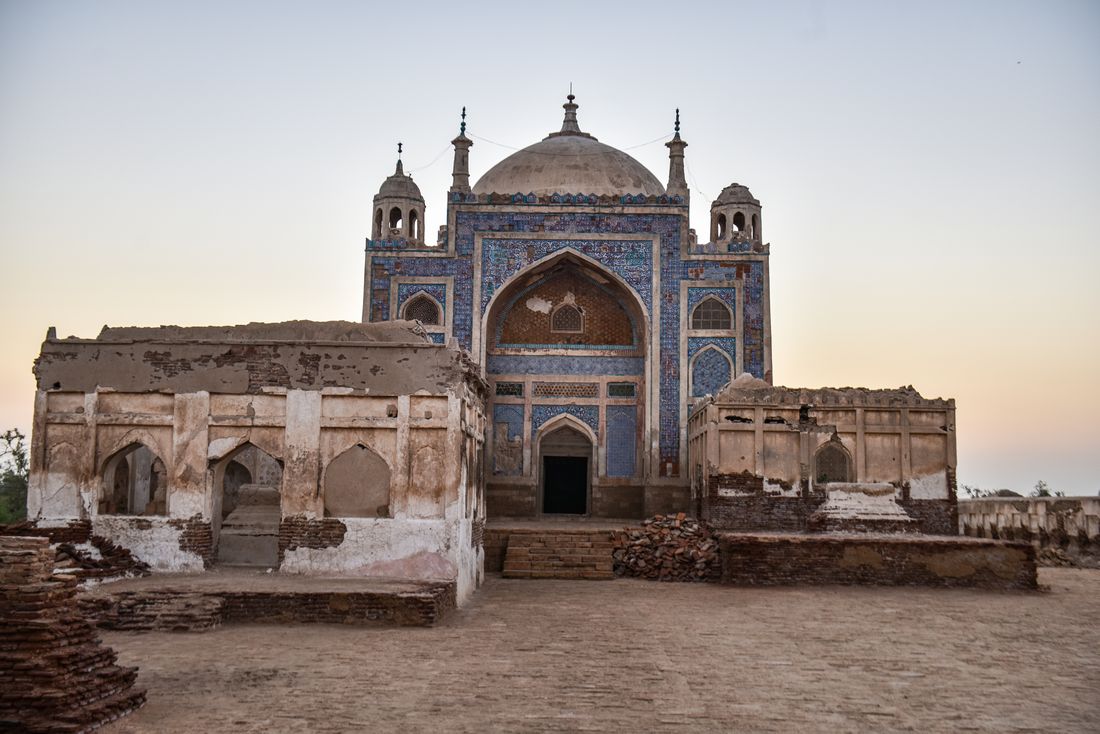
left=494, top=382, right=524, bottom=397
left=607, top=382, right=637, bottom=398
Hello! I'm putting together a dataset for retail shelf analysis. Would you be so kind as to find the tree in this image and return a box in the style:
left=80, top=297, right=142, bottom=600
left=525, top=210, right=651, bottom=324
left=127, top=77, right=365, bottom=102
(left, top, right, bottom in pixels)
left=0, top=428, right=29, bottom=523
left=1031, top=480, right=1064, bottom=498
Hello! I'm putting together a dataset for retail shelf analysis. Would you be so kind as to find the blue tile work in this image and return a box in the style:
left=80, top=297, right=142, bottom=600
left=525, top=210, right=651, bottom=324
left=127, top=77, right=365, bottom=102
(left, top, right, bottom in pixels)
left=531, top=405, right=599, bottom=436
left=427, top=332, right=445, bottom=345
left=487, top=355, right=644, bottom=376
left=691, top=347, right=732, bottom=398
left=606, top=405, right=637, bottom=477
left=367, top=208, right=768, bottom=472
left=687, top=287, right=737, bottom=321
left=396, top=282, right=447, bottom=314
left=687, top=337, right=737, bottom=361
left=493, top=404, right=524, bottom=441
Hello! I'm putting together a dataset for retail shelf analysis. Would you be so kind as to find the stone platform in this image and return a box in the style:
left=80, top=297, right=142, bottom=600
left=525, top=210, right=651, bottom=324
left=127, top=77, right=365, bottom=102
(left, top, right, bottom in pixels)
left=719, top=532, right=1038, bottom=590
left=77, top=568, right=456, bottom=631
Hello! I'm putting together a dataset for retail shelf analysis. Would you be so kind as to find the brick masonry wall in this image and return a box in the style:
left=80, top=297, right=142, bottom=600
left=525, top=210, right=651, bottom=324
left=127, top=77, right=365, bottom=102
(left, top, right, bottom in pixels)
left=487, top=483, right=537, bottom=518
left=718, top=533, right=1038, bottom=590
left=0, top=519, right=92, bottom=544
left=278, top=517, right=348, bottom=564
left=495, top=270, right=637, bottom=348
left=483, top=528, right=510, bottom=572
left=172, top=516, right=214, bottom=568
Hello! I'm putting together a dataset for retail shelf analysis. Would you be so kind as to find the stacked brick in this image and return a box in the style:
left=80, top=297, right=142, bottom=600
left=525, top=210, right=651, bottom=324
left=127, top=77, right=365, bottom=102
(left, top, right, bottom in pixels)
left=55, top=536, right=151, bottom=582
left=611, top=514, right=720, bottom=582
left=0, top=536, right=146, bottom=732
left=501, top=530, right=615, bottom=579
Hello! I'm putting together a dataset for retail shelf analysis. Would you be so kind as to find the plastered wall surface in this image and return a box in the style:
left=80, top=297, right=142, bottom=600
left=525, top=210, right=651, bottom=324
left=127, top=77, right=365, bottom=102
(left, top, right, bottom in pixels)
left=27, top=322, right=488, bottom=601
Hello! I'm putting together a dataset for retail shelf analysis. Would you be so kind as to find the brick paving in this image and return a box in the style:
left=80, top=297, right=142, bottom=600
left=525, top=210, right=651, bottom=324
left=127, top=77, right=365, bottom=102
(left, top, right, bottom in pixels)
left=102, top=568, right=1100, bottom=733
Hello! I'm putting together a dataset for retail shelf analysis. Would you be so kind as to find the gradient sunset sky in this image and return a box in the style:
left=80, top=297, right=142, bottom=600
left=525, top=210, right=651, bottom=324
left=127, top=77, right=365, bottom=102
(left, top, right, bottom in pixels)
left=1, top=1, right=1097, bottom=493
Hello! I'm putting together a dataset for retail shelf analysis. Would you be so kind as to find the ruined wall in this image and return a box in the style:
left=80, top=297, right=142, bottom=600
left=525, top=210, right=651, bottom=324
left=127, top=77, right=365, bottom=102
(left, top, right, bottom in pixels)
left=959, top=497, right=1100, bottom=562
left=27, top=323, right=488, bottom=603
left=688, top=380, right=957, bottom=533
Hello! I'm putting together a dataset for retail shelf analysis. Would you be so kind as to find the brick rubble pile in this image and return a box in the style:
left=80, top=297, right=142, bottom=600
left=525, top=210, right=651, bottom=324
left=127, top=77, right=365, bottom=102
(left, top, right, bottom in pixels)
left=0, top=535, right=146, bottom=732
left=611, top=514, right=720, bottom=581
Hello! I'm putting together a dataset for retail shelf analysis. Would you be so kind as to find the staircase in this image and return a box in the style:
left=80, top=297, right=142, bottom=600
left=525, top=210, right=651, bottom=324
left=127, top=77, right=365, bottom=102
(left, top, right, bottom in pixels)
left=501, top=529, right=616, bottom=579
left=217, top=484, right=280, bottom=567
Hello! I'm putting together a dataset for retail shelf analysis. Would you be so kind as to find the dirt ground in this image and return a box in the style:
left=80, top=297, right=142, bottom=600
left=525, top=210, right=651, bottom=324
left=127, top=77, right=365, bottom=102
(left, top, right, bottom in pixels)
left=102, top=568, right=1100, bottom=733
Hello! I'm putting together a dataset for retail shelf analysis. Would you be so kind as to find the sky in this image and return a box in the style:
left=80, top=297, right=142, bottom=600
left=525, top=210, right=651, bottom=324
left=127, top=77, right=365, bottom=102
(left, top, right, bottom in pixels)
left=1, top=1, right=1097, bottom=494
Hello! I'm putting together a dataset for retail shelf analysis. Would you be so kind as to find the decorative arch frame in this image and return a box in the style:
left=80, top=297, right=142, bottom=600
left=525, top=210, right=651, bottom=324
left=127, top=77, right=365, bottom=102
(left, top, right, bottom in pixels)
left=688, top=345, right=734, bottom=399
left=475, top=240, right=658, bottom=482
left=534, top=413, right=597, bottom=516
left=98, top=428, right=171, bottom=477
left=689, top=295, right=734, bottom=332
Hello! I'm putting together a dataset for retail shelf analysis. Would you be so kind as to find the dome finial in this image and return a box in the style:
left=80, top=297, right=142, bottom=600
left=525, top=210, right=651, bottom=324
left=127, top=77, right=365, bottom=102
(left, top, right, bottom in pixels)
left=674, top=108, right=680, bottom=136
left=560, top=86, right=581, bottom=135
left=460, top=106, right=467, bottom=135
left=395, top=142, right=404, bottom=175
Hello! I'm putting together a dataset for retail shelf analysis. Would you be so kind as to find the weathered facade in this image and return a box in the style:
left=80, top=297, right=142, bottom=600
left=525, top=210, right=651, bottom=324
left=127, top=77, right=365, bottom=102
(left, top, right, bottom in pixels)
left=27, top=321, right=487, bottom=601
left=688, top=376, right=958, bottom=535
left=364, top=98, right=771, bottom=519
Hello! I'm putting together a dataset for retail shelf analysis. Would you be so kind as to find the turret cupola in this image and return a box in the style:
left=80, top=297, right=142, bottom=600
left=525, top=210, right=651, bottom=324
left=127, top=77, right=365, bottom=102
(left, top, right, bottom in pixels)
left=372, top=143, right=426, bottom=243
left=710, top=183, right=761, bottom=245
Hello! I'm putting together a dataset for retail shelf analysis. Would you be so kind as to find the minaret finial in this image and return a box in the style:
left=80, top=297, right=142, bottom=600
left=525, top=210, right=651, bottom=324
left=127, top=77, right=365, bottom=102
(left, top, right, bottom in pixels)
left=395, top=142, right=404, bottom=175
left=675, top=108, right=680, bottom=135
left=460, top=106, right=467, bottom=135
left=397, top=141, right=403, bottom=159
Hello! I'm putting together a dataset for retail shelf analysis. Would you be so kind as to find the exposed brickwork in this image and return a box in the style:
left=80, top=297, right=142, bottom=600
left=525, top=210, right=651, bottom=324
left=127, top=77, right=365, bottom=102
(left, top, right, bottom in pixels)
left=471, top=518, right=485, bottom=549
left=278, top=516, right=347, bottom=563
left=486, top=483, right=537, bottom=518
left=898, top=499, right=957, bottom=536
left=171, top=516, right=214, bottom=567
left=80, top=583, right=456, bottom=630
left=0, top=519, right=92, bottom=544
left=718, top=533, right=1038, bottom=590
left=501, top=530, right=614, bottom=579
left=0, top=536, right=146, bottom=732
left=483, top=528, right=510, bottom=572
left=495, top=269, right=637, bottom=348
left=591, top=484, right=644, bottom=518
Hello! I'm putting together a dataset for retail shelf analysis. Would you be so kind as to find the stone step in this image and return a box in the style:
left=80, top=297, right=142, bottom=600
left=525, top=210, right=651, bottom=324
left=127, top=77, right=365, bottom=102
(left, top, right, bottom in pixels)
left=501, top=530, right=615, bottom=580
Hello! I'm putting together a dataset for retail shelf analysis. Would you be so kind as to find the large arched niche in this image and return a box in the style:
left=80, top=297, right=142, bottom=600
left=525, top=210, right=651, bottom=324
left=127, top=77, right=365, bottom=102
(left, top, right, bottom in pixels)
left=99, top=441, right=168, bottom=516
left=323, top=444, right=392, bottom=518
left=483, top=251, right=648, bottom=360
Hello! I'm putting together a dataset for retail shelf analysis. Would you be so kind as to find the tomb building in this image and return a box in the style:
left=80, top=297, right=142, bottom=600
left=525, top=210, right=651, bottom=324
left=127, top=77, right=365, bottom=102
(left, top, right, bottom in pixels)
left=364, top=97, right=772, bottom=519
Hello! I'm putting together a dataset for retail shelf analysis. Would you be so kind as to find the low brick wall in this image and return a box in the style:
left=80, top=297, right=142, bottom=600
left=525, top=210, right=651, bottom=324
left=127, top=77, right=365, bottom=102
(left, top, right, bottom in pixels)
left=718, top=533, right=1037, bottom=590
left=484, top=528, right=510, bottom=573
left=80, top=582, right=456, bottom=631
left=0, top=519, right=92, bottom=544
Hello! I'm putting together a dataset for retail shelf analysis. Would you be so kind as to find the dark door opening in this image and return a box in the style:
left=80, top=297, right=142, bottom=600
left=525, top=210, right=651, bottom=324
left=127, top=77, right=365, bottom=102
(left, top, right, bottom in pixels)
left=543, top=456, right=588, bottom=514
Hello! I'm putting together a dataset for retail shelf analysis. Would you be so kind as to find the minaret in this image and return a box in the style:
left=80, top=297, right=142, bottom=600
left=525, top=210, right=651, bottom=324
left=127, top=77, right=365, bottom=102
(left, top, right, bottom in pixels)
left=372, top=142, right=426, bottom=242
left=665, top=109, right=689, bottom=203
left=450, top=107, right=473, bottom=193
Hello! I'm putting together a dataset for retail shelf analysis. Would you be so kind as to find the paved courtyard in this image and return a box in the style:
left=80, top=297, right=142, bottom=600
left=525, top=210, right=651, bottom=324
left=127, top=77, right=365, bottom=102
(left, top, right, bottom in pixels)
left=103, top=568, right=1099, bottom=733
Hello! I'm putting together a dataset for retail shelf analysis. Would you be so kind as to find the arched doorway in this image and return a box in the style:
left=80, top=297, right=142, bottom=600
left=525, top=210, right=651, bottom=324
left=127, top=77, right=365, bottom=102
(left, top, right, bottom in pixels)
left=213, top=443, right=283, bottom=567
left=538, top=423, right=593, bottom=515
left=99, top=442, right=168, bottom=516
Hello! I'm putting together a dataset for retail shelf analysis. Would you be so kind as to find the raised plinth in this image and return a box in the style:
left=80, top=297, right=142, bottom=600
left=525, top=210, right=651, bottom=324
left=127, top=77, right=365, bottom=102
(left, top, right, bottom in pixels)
left=718, top=532, right=1038, bottom=590
left=77, top=569, right=456, bottom=630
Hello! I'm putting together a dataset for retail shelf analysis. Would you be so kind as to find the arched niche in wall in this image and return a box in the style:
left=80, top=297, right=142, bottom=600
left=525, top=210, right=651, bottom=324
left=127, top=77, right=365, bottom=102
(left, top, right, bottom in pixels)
left=401, top=292, right=442, bottom=325
left=690, top=346, right=733, bottom=398
left=690, top=296, right=732, bottom=331
left=323, top=444, right=391, bottom=518
left=814, top=440, right=852, bottom=484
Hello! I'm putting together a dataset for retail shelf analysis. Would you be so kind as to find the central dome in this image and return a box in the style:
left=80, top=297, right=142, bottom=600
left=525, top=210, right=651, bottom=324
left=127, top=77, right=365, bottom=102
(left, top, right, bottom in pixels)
left=472, top=96, right=665, bottom=197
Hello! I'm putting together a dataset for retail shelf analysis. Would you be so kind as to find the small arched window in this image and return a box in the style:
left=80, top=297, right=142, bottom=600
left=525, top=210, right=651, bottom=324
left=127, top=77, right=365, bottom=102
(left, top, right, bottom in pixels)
left=691, top=298, right=732, bottom=331
left=374, top=208, right=383, bottom=238
left=751, top=213, right=759, bottom=240
left=389, top=206, right=403, bottom=230
left=732, top=211, right=745, bottom=233
left=550, top=303, right=584, bottom=333
left=716, top=213, right=727, bottom=240
left=402, top=294, right=441, bottom=325
left=409, top=209, right=419, bottom=241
